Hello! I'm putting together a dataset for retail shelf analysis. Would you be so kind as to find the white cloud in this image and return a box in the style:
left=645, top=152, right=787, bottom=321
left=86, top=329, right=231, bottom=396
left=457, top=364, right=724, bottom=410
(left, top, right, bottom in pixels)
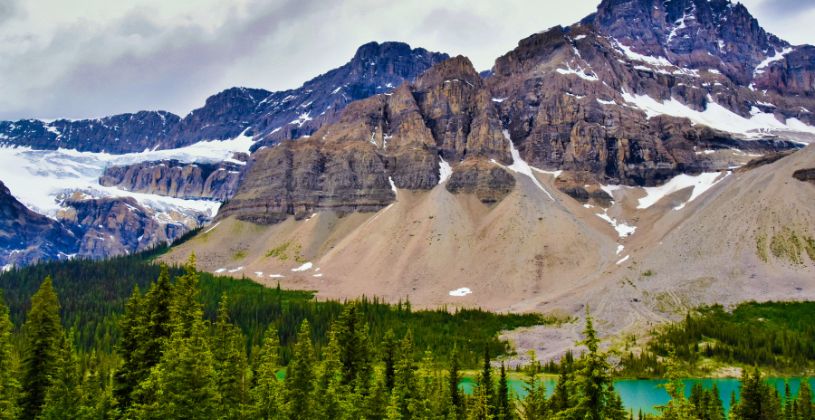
left=0, top=0, right=811, bottom=120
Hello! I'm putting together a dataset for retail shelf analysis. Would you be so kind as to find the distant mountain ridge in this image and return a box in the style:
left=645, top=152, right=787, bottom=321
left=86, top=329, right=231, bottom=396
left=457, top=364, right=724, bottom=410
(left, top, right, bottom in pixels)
left=0, top=42, right=449, bottom=154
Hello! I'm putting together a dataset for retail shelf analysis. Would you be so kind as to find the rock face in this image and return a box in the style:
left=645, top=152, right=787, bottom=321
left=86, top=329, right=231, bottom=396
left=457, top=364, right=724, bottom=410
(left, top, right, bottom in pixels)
left=57, top=197, right=192, bottom=258
left=220, top=56, right=515, bottom=222
left=0, top=181, right=78, bottom=267
left=0, top=42, right=448, bottom=154
left=224, top=1, right=815, bottom=224
left=100, top=160, right=243, bottom=201
left=0, top=179, right=203, bottom=268
left=487, top=0, right=813, bottom=186
left=793, top=168, right=815, bottom=185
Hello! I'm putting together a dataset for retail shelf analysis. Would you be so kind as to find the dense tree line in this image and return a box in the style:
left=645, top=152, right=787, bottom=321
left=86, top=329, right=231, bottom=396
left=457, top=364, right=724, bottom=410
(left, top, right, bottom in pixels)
left=3, top=258, right=815, bottom=418
left=0, top=252, right=545, bottom=368
left=0, top=260, right=637, bottom=419
left=620, top=303, right=815, bottom=377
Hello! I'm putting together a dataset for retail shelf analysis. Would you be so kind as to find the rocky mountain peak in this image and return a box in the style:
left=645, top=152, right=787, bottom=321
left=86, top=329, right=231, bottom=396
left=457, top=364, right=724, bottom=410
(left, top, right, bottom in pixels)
left=413, top=55, right=482, bottom=91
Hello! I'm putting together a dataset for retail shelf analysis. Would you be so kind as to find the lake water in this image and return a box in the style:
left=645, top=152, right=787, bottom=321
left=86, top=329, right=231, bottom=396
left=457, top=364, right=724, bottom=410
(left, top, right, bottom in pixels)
left=460, top=377, right=815, bottom=415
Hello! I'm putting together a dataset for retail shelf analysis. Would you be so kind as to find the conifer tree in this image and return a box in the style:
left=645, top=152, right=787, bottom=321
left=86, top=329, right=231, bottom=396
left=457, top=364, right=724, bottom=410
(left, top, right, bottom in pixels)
left=336, top=303, right=373, bottom=388
left=798, top=380, right=814, bottom=420
left=604, top=382, right=628, bottom=420
left=113, top=285, right=146, bottom=407
left=213, top=294, right=250, bottom=418
left=567, top=310, right=611, bottom=420
left=496, top=363, right=513, bottom=420
left=130, top=259, right=220, bottom=419
left=39, top=331, right=83, bottom=420
left=365, top=375, right=389, bottom=420
left=518, top=356, right=547, bottom=420
left=479, top=346, right=495, bottom=415
left=313, top=326, right=345, bottom=420
left=0, top=291, right=19, bottom=420
left=382, top=329, right=398, bottom=392
left=142, top=263, right=174, bottom=366
left=19, top=276, right=64, bottom=419
left=449, top=348, right=465, bottom=419
left=285, top=320, right=316, bottom=420
left=390, top=331, right=418, bottom=418
left=549, top=362, right=572, bottom=413
left=251, top=325, right=283, bottom=419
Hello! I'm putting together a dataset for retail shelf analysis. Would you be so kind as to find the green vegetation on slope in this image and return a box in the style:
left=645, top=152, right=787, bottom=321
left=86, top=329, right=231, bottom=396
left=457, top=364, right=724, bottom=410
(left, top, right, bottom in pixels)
left=0, top=251, right=548, bottom=367
left=621, top=301, right=815, bottom=377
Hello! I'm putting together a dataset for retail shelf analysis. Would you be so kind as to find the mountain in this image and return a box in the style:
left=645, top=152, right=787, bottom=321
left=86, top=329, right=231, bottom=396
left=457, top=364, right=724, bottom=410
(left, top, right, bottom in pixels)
left=0, top=42, right=448, bottom=267
left=0, top=42, right=448, bottom=154
left=0, top=181, right=78, bottom=267
left=163, top=0, right=815, bottom=358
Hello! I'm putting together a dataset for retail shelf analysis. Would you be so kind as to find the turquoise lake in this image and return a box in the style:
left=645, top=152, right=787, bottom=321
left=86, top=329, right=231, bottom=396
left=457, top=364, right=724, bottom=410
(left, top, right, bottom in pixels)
left=460, top=377, right=815, bottom=414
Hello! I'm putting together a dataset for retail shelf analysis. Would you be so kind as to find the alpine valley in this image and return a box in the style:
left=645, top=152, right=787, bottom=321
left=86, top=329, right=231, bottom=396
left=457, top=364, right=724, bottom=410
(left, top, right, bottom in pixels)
left=2, top=0, right=815, bottom=362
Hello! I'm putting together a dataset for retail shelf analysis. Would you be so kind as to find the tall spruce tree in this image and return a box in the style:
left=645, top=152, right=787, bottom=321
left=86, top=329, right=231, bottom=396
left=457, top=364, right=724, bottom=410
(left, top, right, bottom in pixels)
left=518, top=355, right=547, bottom=420
left=212, top=294, right=250, bottom=418
left=285, top=320, right=316, bottom=420
left=568, top=310, right=611, bottom=420
left=251, top=326, right=283, bottom=419
left=39, top=331, right=83, bottom=420
left=449, top=348, right=465, bottom=419
left=113, top=285, right=146, bottom=407
left=19, top=276, right=64, bottom=419
left=496, top=363, right=513, bottom=420
left=336, top=303, right=373, bottom=388
left=0, top=291, right=19, bottom=419
left=382, top=329, right=398, bottom=392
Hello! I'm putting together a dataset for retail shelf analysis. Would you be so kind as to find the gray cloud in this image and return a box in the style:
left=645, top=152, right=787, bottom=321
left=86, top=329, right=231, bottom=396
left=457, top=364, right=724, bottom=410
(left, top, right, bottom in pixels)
left=756, top=0, right=815, bottom=18
left=0, top=0, right=812, bottom=121
left=0, top=0, right=19, bottom=25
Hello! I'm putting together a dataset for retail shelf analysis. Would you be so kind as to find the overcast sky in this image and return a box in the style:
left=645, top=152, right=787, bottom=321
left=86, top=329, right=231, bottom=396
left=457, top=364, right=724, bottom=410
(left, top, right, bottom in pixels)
left=0, top=0, right=812, bottom=120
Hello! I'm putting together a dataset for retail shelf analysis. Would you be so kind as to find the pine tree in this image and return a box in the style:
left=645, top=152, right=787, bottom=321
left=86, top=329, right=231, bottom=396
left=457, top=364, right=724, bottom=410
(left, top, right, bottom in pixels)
left=382, top=328, right=398, bottom=392
left=567, top=310, right=611, bottom=420
left=449, top=348, right=465, bottom=419
left=19, top=276, right=65, bottom=419
left=213, top=295, right=250, bottom=418
left=130, top=259, right=220, bottom=419
left=549, top=362, right=572, bottom=414
left=313, top=326, right=345, bottom=420
left=469, top=383, right=494, bottom=420
left=0, top=291, right=19, bottom=419
left=142, top=263, right=174, bottom=364
left=390, top=331, right=418, bottom=418
left=798, top=380, right=814, bottom=420
left=169, top=255, right=202, bottom=338
left=518, top=356, right=547, bottom=420
left=39, top=331, right=83, bottom=420
left=285, top=320, right=316, bottom=420
left=336, top=303, right=373, bottom=388
left=113, top=285, right=146, bottom=407
left=496, top=363, right=513, bottom=420
left=604, top=382, right=628, bottom=420
left=733, top=368, right=782, bottom=420
left=479, top=346, right=495, bottom=415
left=251, top=326, right=283, bottom=419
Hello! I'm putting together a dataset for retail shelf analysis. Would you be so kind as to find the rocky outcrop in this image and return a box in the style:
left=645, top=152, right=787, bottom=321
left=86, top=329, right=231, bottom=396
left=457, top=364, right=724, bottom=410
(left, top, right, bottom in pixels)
left=0, top=181, right=79, bottom=267
left=220, top=56, right=517, bottom=223
left=100, top=159, right=243, bottom=201
left=446, top=159, right=515, bottom=203
left=57, top=197, right=192, bottom=258
left=487, top=0, right=813, bottom=186
left=793, top=168, right=815, bottom=185
left=0, top=42, right=448, bottom=154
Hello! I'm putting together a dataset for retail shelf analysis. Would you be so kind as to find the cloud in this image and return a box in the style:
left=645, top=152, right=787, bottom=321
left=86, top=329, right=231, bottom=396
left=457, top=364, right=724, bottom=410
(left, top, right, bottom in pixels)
left=0, top=0, right=19, bottom=25
left=755, top=0, right=815, bottom=18
left=0, top=0, right=811, bottom=121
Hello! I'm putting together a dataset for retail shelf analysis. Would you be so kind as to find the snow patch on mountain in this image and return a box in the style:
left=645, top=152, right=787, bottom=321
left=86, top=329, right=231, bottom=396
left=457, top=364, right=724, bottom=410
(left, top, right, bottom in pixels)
left=637, top=172, right=730, bottom=210
left=0, top=133, right=253, bottom=218
left=621, top=91, right=815, bottom=140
